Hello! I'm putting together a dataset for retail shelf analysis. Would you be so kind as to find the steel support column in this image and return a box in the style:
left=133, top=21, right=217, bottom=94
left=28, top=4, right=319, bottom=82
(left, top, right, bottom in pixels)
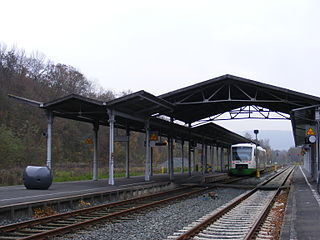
left=188, top=124, right=192, bottom=176
left=204, top=144, right=208, bottom=173
left=220, top=147, right=224, bottom=172
left=125, top=129, right=130, bottom=178
left=145, top=119, right=151, bottom=181
left=181, top=140, right=185, bottom=173
left=169, top=137, right=174, bottom=181
left=108, top=109, right=115, bottom=185
left=193, top=146, right=196, bottom=172
left=316, top=108, right=320, bottom=190
left=227, top=147, right=231, bottom=172
left=46, top=111, right=53, bottom=169
left=210, top=145, right=213, bottom=171
left=92, top=122, right=99, bottom=181
left=151, top=147, right=154, bottom=177
left=201, top=141, right=204, bottom=174
left=188, top=140, right=192, bottom=176
left=216, top=146, right=219, bottom=171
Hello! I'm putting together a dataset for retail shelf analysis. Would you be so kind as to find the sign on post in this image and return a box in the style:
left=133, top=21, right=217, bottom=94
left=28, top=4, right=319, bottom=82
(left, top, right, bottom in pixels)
left=307, top=128, right=316, bottom=136
left=149, top=131, right=158, bottom=141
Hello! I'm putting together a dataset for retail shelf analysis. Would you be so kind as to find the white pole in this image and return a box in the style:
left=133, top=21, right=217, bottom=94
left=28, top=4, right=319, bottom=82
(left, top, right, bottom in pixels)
left=108, top=110, right=115, bottom=185
left=46, top=111, right=53, bottom=169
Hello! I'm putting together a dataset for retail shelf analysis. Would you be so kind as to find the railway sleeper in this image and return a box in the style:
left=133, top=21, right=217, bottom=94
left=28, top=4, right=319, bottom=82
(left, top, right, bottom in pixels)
left=54, top=220, right=78, bottom=224
left=45, top=222, right=74, bottom=226
left=73, top=216, right=96, bottom=220
left=2, top=232, right=32, bottom=237
left=15, top=229, right=45, bottom=234
left=197, top=233, right=245, bottom=239
left=215, top=220, right=253, bottom=224
left=203, top=229, right=249, bottom=234
left=207, top=226, right=249, bottom=230
left=0, top=236, right=22, bottom=240
left=32, top=225, right=58, bottom=230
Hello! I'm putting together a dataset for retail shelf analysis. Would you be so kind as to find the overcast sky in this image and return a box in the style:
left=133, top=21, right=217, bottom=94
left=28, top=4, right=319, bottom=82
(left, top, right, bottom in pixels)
left=1, top=0, right=319, bottom=135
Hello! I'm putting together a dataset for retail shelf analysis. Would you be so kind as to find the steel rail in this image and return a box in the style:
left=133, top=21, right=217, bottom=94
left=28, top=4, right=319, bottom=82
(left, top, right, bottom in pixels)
left=0, top=186, right=190, bottom=232
left=172, top=166, right=294, bottom=240
left=0, top=187, right=209, bottom=240
left=243, top=166, right=295, bottom=240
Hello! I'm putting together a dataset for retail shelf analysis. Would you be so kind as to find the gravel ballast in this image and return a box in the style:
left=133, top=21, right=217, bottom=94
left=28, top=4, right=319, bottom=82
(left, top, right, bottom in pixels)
left=54, top=188, right=246, bottom=240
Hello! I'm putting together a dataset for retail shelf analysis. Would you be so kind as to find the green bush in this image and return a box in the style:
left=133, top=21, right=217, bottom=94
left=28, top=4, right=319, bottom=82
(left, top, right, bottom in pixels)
left=0, top=124, right=25, bottom=167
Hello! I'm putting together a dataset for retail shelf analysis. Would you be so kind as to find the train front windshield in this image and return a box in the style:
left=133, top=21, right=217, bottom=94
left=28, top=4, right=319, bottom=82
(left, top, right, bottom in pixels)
left=232, top=147, right=252, bottom=161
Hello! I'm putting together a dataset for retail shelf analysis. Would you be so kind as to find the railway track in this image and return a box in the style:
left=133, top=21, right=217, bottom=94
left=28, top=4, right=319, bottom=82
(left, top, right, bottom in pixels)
left=0, top=186, right=212, bottom=240
left=0, top=171, right=284, bottom=240
left=166, top=166, right=294, bottom=240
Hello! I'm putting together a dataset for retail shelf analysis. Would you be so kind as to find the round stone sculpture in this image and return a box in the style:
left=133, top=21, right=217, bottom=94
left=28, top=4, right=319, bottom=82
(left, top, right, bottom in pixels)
left=23, top=166, right=52, bottom=190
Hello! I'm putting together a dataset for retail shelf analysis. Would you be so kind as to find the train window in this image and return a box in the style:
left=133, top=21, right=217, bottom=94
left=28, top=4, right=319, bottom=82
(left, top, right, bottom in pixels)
left=232, top=147, right=252, bottom=161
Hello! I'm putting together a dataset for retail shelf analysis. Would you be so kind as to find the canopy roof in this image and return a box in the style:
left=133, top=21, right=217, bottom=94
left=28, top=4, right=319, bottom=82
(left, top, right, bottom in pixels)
left=291, top=105, right=320, bottom=146
left=10, top=74, right=320, bottom=146
left=159, top=74, right=320, bottom=124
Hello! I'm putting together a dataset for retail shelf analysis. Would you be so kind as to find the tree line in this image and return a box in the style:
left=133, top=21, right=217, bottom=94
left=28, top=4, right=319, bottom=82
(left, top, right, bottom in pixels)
left=0, top=44, right=127, bottom=169
left=0, top=44, right=302, bottom=185
left=0, top=44, right=170, bottom=184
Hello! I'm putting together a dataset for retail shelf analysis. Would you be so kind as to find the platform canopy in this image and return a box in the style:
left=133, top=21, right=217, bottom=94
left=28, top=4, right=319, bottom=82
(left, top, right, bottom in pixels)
left=291, top=105, right=320, bottom=146
left=9, top=91, right=250, bottom=146
left=10, top=74, right=320, bottom=146
left=158, top=74, right=320, bottom=146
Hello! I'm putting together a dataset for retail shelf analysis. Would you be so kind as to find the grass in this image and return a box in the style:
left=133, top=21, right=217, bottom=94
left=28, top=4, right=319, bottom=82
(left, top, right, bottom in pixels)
left=52, top=167, right=190, bottom=182
left=0, top=165, right=194, bottom=186
left=52, top=165, right=152, bottom=182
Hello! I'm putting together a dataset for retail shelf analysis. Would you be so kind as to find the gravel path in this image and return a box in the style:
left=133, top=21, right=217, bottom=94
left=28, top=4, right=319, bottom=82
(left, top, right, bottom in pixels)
left=53, top=188, right=246, bottom=240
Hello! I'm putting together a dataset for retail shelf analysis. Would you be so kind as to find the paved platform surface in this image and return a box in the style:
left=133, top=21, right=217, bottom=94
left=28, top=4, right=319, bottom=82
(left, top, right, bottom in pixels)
left=281, top=166, right=320, bottom=240
left=0, top=172, right=209, bottom=207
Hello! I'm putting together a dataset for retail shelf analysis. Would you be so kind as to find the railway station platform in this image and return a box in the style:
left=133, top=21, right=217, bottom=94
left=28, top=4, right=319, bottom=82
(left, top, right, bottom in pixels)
left=0, top=173, right=206, bottom=207
left=0, top=172, right=228, bottom=219
left=281, top=166, right=320, bottom=240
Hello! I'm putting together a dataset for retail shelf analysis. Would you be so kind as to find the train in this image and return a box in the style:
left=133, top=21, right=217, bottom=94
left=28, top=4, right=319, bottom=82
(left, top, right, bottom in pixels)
left=229, top=143, right=267, bottom=176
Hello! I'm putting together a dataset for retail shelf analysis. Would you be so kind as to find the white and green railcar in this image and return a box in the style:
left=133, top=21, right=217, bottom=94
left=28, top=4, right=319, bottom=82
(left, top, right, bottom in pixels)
left=230, top=143, right=267, bottom=176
